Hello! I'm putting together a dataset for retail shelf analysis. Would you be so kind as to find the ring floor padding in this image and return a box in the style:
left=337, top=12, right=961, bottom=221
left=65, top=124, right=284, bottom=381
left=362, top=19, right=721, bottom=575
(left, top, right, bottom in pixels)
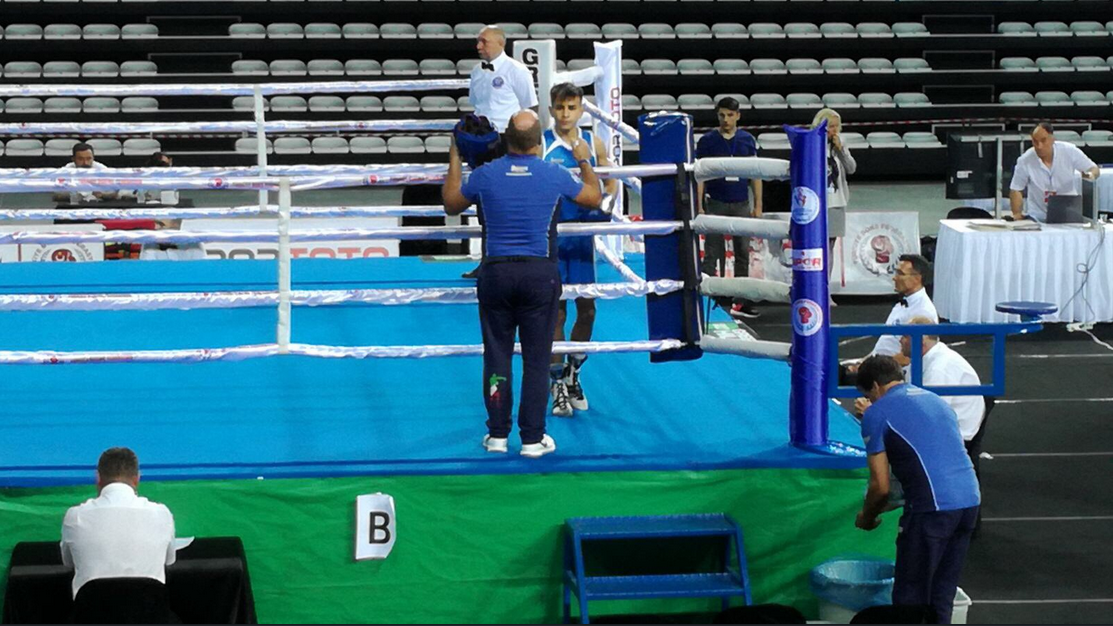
left=0, top=256, right=865, bottom=487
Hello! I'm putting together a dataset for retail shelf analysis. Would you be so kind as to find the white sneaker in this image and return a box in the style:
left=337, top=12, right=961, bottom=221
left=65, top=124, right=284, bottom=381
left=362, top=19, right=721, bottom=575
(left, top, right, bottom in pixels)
left=551, top=382, right=573, bottom=417
left=566, top=371, right=589, bottom=412
left=482, top=434, right=508, bottom=453
left=520, top=434, right=556, bottom=458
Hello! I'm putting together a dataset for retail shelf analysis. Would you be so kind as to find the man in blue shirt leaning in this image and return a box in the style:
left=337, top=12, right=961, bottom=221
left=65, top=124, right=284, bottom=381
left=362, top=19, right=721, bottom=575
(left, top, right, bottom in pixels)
left=443, top=110, right=602, bottom=458
left=855, top=354, right=980, bottom=624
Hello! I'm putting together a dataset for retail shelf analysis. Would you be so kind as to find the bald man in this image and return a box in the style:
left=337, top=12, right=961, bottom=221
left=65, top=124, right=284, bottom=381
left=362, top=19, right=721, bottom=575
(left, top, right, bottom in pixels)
left=444, top=110, right=601, bottom=458
left=468, top=26, right=539, bottom=133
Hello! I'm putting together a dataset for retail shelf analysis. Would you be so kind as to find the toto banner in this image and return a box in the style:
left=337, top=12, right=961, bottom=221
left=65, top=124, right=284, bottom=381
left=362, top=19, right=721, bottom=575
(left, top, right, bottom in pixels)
left=748, top=211, right=920, bottom=295
left=184, top=218, right=400, bottom=260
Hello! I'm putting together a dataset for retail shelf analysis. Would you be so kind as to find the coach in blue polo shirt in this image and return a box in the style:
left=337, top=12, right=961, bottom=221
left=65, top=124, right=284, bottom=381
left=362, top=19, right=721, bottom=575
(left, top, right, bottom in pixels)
left=443, top=110, right=602, bottom=458
left=855, top=354, right=980, bottom=624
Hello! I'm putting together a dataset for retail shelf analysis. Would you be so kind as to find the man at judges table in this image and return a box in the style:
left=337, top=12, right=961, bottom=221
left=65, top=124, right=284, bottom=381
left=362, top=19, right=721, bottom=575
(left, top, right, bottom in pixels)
left=1009, top=122, right=1100, bottom=222
left=52, top=142, right=120, bottom=204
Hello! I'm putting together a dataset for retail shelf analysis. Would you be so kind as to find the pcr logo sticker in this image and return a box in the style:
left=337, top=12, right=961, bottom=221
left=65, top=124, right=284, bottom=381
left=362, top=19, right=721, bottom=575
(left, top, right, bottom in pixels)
left=792, top=248, right=825, bottom=272
left=792, top=298, right=824, bottom=337
left=791, top=187, right=821, bottom=225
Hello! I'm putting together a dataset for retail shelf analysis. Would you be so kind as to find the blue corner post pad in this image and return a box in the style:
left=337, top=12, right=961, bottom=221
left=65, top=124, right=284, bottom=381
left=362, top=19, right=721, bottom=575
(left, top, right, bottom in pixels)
left=995, top=301, right=1058, bottom=324
left=638, top=111, right=703, bottom=363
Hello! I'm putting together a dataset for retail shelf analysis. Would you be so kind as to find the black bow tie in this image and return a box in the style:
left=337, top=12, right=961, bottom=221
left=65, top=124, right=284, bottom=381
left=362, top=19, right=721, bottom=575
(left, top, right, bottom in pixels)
left=899, top=297, right=909, bottom=307
left=481, top=62, right=495, bottom=72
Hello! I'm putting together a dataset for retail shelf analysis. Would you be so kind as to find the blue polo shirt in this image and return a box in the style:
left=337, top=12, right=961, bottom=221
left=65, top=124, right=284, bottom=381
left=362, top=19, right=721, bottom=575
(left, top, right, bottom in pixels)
left=861, top=384, right=980, bottom=513
left=695, top=130, right=758, bottom=203
left=460, top=153, right=584, bottom=258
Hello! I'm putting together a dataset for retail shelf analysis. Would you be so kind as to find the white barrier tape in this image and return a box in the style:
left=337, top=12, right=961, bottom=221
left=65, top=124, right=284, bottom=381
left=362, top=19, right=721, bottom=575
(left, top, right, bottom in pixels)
left=0, top=119, right=459, bottom=136
left=594, top=238, right=645, bottom=285
left=692, top=215, right=791, bottom=240
left=583, top=99, right=639, bottom=145
left=0, top=280, right=684, bottom=312
left=699, top=336, right=792, bottom=362
left=0, top=205, right=476, bottom=221
left=0, top=339, right=686, bottom=365
left=0, top=79, right=470, bottom=99
left=0, top=221, right=682, bottom=245
left=700, top=276, right=791, bottom=304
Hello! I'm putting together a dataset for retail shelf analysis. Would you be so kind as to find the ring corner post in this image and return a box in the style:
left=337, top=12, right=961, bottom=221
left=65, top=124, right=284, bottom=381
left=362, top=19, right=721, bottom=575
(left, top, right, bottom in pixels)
left=785, top=123, right=830, bottom=449
left=638, top=112, right=703, bottom=363
left=276, top=177, right=292, bottom=354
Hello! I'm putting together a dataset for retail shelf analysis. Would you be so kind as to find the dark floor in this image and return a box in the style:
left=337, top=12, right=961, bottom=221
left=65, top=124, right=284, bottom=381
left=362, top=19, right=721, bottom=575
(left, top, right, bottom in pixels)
left=745, top=296, right=1113, bottom=625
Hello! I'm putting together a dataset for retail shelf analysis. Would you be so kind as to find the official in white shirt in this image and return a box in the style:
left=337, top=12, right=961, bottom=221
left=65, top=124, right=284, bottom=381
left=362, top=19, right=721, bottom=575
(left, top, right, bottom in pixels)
left=468, top=25, right=539, bottom=133
left=900, top=317, right=985, bottom=443
left=1009, top=122, right=1100, bottom=222
left=53, top=142, right=118, bottom=205
left=870, top=254, right=939, bottom=360
left=61, top=447, right=176, bottom=599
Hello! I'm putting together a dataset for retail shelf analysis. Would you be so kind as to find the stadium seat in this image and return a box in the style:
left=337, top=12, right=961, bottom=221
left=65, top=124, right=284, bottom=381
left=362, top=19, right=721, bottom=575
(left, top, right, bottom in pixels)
left=420, top=96, right=456, bottom=112
left=343, top=23, right=379, bottom=39
left=496, top=23, right=527, bottom=39
left=232, top=97, right=269, bottom=112
left=1034, top=21, right=1070, bottom=37
left=419, top=59, right=456, bottom=75
left=379, top=23, right=416, bottom=39
left=308, top=96, right=345, bottom=111
left=82, top=61, right=119, bottom=77
left=841, top=132, right=868, bottom=149
left=641, top=94, right=679, bottom=110
left=308, top=59, right=345, bottom=76
left=44, top=61, right=81, bottom=77
left=1071, top=56, right=1107, bottom=71
left=867, top=131, right=904, bottom=148
left=1081, top=130, right=1113, bottom=146
left=233, top=60, right=269, bottom=76
left=822, top=92, right=859, bottom=108
left=311, top=137, right=349, bottom=154
left=622, top=59, right=641, bottom=74
left=822, top=58, right=858, bottom=74
left=711, top=23, right=747, bottom=39
left=529, top=23, right=565, bottom=39
left=350, top=137, right=387, bottom=154
left=416, top=23, right=453, bottom=39
left=858, top=92, right=895, bottom=108
left=858, top=58, right=894, bottom=73
left=1035, top=91, right=1072, bottom=106
left=5, top=24, right=44, bottom=39
left=856, top=22, right=893, bottom=38
left=602, top=23, right=639, bottom=39
left=5, top=139, right=45, bottom=156
left=998, top=22, right=1035, bottom=36
left=305, top=23, right=342, bottom=39
left=457, top=96, right=474, bottom=112
left=387, top=136, right=424, bottom=154
left=894, top=58, right=931, bottom=73
left=678, top=94, right=715, bottom=110
left=275, top=137, right=312, bottom=154
left=893, top=22, right=929, bottom=37
left=758, top=132, right=790, bottom=149
left=676, top=23, right=712, bottom=39
left=270, top=60, right=308, bottom=76
left=87, top=138, right=122, bottom=156
left=622, top=95, right=642, bottom=110
left=4, top=61, right=42, bottom=78
left=456, top=59, right=481, bottom=75
left=785, top=23, right=820, bottom=38
left=229, top=23, right=266, bottom=38
left=346, top=96, right=383, bottom=112
left=121, top=97, right=159, bottom=112
left=678, top=59, right=714, bottom=75
left=786, top=58, right=822, bottom=74
left=1035, top=56, right=1072, bottom=72
left=1000, top=57, right=1037, bottom=71
left=820, top=22, right=857, bottom=38
left=713, top=93, right=750, bottom=109
left=751, top=58, right=787, bottom=74
left=271, top=96, right=308, bottom=112
left=751, top=93, right=787, bottom=109
left=894, top=92, right=931, bottom=107
left=568, top=59, right=593, bottom=71
left=267, top=23, right=305, bottom=39
left=44, top=98, right=83, bottom=113
left=425, top=136, right=452, bottom=154
left=384, top=96, right=420, bottom=112
left=566, top=23, right=602, bottom=39
left=383, top=59, right=419, bottom=75
left=999, top=91, right=1037, bottom=106
left=235, top=138, right=274, bottom=154
left=639, top=23, right=676, bottom=39
left=1055, top=130, right=1085, bottom=146
left=641, top=59, right=678, bottom=75
left=1070, top=91, right=1108, bottom=106
left=748, top=23, right=784, bottom=38
left=121, top=61, right=157, bottom=76
left=714, top=59, right=750, bottom=74
left=122, top=24, right=158, bottom=39
left=83, top=24, right=120, bottom=39
left=345, top=60, right=382, bottom=76
left=787, top=93, right=823, bottom=109
left=123, top=138, right=161, bottom=155
left=44, top=24, right=81, bottom=39
left=45, top=139, right=81, bottom=156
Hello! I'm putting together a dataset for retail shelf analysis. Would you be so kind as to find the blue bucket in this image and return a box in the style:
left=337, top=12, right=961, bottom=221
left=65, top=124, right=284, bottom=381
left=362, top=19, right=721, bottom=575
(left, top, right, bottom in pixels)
left=809, top=559, right=895, bottom=611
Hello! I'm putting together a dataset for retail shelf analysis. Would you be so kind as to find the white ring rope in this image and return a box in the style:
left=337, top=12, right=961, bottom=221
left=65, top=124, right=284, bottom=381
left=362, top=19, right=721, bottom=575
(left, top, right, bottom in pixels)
left=582, top=99, right=640, bottom=145
left=0, top=205, right=476, bottom=221
left=0, top=339, right=686, bottom=366
left=0, top=280, right=684, bottom=312
left=0, top=120, right=459, bottom=136
left=0, top=221, right=681, bottom=245
left=0, top=79, right=470, bottom=99
left=594, top=238, right=645, bottom=285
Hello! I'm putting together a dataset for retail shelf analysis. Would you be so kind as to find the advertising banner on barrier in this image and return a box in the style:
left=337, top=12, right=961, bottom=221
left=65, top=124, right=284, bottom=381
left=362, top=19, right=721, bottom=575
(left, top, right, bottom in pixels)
left=183, top=218, right=400, bottom=260
left=743, top=211, right=920, bottom=295
left=0, top=224, right=105, bottom=263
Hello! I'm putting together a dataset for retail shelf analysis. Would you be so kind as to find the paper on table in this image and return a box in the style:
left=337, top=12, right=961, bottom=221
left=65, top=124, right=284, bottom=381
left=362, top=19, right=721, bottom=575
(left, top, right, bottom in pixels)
left=174, top=537, right=195, bottom=551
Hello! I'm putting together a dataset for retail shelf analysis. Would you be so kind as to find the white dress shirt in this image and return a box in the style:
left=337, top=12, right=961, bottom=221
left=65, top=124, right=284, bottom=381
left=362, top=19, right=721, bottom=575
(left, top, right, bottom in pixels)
left=61, top=160, right=109, bottom=204
left=1009, top=141, right=1097, bottom=222
left=60, top=483, right=176, bottom=598
left=468, top=52, right=538, bottom=132
left=916, top=342, right=985, bottom=441
left=871, top=287, right=939, bottom=357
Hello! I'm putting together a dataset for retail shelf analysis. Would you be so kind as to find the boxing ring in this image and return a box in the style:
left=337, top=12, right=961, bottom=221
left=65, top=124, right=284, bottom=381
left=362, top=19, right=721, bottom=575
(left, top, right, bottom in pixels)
left=0, top=54, right=895, bottom=623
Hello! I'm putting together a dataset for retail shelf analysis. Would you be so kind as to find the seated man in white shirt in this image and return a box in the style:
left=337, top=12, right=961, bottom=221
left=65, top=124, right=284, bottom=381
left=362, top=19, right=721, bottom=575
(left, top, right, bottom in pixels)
left=61, top=447, right=176, bottom=604
left=52, top=142, right=120, bottom=205
left=1009, top=122, right=1101, bottom=222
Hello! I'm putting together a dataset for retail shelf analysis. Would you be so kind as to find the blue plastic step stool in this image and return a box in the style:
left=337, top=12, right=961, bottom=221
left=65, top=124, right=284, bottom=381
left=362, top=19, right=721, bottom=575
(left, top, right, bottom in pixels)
left=563, top=514, right=752, bottom=624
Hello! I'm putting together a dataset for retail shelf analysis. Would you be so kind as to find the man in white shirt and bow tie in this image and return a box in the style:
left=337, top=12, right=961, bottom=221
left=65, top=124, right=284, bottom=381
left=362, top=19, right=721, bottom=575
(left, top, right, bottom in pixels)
left=468, top=26, right=538, bottom=133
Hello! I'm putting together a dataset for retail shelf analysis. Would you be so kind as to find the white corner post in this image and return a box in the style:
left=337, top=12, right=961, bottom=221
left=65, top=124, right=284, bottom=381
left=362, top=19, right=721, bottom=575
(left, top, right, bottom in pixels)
left=254, top=84, right=269, bottom=214
left=513, top=39, right=557, bottom=130
left=277, top=177, right=292, bottom=353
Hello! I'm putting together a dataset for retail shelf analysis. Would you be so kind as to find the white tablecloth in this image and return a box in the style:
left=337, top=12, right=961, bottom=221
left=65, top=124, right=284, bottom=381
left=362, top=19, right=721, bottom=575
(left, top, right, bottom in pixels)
left=935, top=219, right=1113, bottom=323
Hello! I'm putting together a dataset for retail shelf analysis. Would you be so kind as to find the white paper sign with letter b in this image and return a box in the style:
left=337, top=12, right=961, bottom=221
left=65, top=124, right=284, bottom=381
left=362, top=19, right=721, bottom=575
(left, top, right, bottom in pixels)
left=355, top=493, right=396, bottom=561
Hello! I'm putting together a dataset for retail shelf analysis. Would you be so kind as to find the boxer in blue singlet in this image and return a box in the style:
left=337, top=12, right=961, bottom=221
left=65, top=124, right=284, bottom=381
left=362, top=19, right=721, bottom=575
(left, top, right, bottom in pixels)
left=541, top=83, right=617, bottom=417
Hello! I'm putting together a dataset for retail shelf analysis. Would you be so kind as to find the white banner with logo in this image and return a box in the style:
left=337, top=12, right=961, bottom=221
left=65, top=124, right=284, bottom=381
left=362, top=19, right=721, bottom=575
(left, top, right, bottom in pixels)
left=593, top=40, right=625, bottom=259
left=355, top=493, right=396, bottom=561
left=0, top=224, right=105, bottom=263
left=183, top=217, right=400, bottom=260
left=742, top=211, right=920, bottom=295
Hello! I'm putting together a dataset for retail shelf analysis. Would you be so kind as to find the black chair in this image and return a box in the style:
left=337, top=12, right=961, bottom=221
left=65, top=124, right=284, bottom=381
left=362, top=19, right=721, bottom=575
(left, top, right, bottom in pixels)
left=850, top=604, right=937, bottom=624
left=72, top=577, right=176, bottom=624
left=946, top=207, right=993, bottom=220
left=713, top=604, right=807, bottom=624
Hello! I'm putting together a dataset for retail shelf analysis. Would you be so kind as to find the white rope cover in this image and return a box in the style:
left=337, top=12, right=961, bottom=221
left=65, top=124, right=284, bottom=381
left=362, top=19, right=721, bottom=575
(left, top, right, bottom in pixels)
left=0, top=221, right=681, bottom=245
left=0, top=120, right=459, bottom=136
left=692, top=157, right=791, bottom=183
left=594, top=238, right=645, bottom=285
left=700, top=276, right=791, bottom=304
left=699, top=336, right=792, bottom=362
left=691, top=215, right=791, bottom=240
left=0, top=339, right=686, bottom=365
left=0, top=205, right=476, bottom=221
left=0, top=79, right=470, bottom=98
left=0, top=280, right=683, bottom=312
left=582, top=99, right=639, bottom=145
